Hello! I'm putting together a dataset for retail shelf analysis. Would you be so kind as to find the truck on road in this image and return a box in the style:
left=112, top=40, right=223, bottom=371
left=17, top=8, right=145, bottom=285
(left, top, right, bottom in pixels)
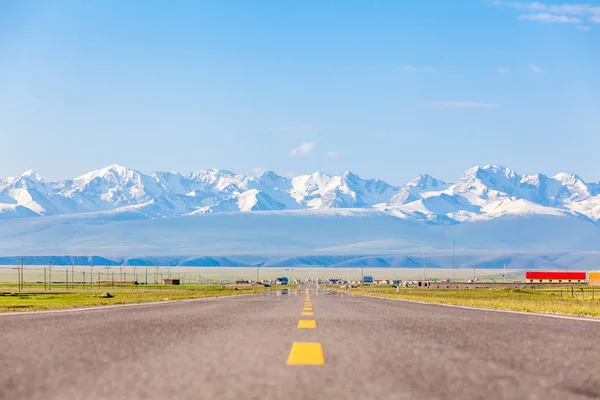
left=277, top=277, right=289, bottom=285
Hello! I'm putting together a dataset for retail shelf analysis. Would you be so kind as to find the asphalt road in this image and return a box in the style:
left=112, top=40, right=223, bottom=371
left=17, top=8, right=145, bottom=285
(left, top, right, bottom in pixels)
left=1, top=285, right=599, bottom=400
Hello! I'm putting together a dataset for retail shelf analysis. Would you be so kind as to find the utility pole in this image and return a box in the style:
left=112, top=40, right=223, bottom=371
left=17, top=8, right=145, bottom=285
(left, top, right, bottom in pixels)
left=90, top=262, right=93, bottom=289
left=48, top=260, right=52, bottom=290
left=71, top=257, right=75, bottom=290
left=17, top=263, right=21, bottom=293
left=452, top=240, right=456, bottom=282
left=423, top=252, right=427, bottom=282
left=503, top=263, right=506, bottom=283
left=19, top=244, right=25, bottom=291
left=256, top=265, right=259, bottom=283
left=145, top=266, right=148, bottom=286
left=361, top=265, right=364, bottom=283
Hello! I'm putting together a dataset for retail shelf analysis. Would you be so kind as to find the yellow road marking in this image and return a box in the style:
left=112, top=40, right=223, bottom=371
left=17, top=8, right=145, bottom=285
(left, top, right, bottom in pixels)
left=286, top=342, right=325, bottom=365
left=297, top=320, right=317, bottom=328
left=303, top=307, right=313, bottom=311
left=301, top=311, right=314, bottom=316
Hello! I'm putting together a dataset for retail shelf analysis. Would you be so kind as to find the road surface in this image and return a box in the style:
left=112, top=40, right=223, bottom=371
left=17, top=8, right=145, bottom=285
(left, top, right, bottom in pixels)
left=1, top=285, right=599, bottom=399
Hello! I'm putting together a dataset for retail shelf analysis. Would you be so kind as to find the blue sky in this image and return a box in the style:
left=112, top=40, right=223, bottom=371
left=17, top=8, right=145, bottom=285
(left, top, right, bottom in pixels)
left=0, top=0, right=598, bottom=184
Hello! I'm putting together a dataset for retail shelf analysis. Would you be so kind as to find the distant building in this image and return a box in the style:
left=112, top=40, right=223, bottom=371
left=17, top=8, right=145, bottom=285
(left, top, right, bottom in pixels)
left=163, top=278, right=181, bottom=285
left=525, top=271, right=585, bottom=284
left=588, top=272, right=600, bottom=286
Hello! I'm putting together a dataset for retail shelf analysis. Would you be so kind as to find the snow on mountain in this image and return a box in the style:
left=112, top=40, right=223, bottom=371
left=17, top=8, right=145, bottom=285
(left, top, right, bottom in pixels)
left=2, top=164, right=600, bottom=225
left=379, top=165, right=600, bottom=224
left=0, top=170, right=75, bottom=216
left=385, top=174, right=450, bottom=206
left=60, top=164, right=163, bottom=210
left=193, top=189, right=287, bottom=214
left=243, top=171, right=301, bottom=210
left=291, top=171, right=398, bottom=209
left=0, top=204, right=40, bottom=219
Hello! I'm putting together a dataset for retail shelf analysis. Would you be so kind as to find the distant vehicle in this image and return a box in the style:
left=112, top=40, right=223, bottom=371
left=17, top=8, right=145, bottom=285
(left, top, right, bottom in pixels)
left=277, top=277, right=289, bottom=285
left=363, top=275, right=373, bottom=284
left=392, top=280, right=402, bottom=285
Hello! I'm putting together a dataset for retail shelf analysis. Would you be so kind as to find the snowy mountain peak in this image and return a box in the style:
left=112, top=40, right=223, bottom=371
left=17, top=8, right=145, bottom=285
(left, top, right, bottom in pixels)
left=75, top=164, right=139, bottom=182
left=385, top=174, right=449, bottom=206
left=3, top=164, right=600, bottom=225
left=406, top=174, right=448, bottom=190
left=256, top=170, right=285, bottom=181
left=552, top=172, right=584, bottom=186
left=20, top=170, right=44, bottom=182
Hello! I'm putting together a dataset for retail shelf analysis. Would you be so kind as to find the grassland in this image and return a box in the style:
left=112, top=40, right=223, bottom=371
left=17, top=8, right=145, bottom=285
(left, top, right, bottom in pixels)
left=0, top=284, right=272, bottom=312
left=330, top=285, right=600, bottom=317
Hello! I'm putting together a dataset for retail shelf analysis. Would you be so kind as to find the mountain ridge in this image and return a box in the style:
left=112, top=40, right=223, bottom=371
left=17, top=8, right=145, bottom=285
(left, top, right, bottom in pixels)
left=2, top=164, right=600, bottom=225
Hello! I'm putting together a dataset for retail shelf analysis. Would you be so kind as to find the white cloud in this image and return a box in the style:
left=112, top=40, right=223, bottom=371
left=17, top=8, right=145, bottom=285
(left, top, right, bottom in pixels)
left=530, top=64, right=543, bottom=73
left=289, top=142, right=315, bottom=158
left=271, top=126, right=318, bottom=132
left=428, top=101, right=500, bottom=109
left=577, top=25, right=591, bottom=30
left=548, top=4, right=597, bottom=15
left=399, top=65, right=437, bottom=73
left=497, top=68, right=511, bottom=73
left=518, top=13, right=582, bottom=23
left=327, top=152, right=340, bottom=159
left=493, top=2, right=600, bottom=26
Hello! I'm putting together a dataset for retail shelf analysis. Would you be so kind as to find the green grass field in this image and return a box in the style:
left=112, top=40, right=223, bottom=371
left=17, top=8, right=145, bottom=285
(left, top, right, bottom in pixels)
left=0, top=284, right=272, bottom=312
left=329, top=285, right=600, bottom=317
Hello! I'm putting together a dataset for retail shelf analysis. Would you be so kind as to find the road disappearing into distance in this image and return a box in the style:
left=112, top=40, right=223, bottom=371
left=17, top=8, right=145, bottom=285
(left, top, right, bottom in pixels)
left=1, top=284, right=599, bottom=399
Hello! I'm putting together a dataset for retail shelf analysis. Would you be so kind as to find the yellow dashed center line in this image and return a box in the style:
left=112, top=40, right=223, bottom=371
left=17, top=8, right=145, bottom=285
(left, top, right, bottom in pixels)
left=297, top=319, right=317, bottom=328
left=285, top=288, right=324, bottom=366
left=287, top=342, right=325, bottom=365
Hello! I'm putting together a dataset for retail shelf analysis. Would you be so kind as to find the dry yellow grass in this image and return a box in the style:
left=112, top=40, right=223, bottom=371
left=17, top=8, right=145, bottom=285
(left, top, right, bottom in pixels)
left=330, top=285, right=600, bottom=317
left=0, top=285, right=269, bottom=312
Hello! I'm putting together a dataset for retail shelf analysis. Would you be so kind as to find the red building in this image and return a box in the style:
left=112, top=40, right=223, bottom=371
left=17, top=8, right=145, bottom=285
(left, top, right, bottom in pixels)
left=525, top=271, right=586, bottom=283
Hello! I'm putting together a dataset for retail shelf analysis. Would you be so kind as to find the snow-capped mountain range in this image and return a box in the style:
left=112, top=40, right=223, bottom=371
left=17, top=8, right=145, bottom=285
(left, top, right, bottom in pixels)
left=2, top=164, right=600, bottom=224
